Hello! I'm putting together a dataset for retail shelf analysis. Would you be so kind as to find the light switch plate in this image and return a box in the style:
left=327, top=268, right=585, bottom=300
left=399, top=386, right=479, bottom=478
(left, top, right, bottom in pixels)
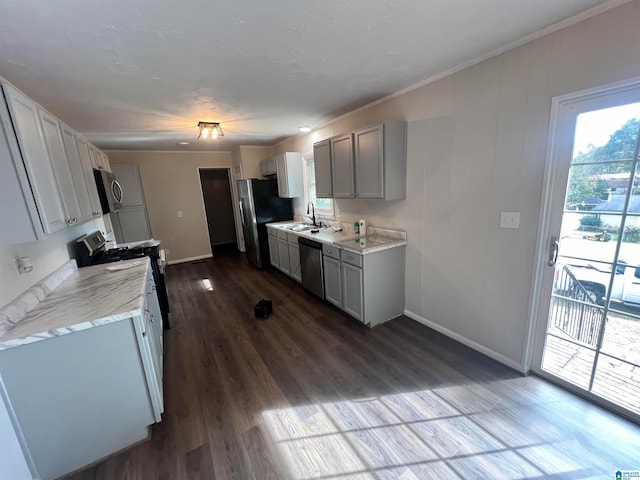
left=500, top=211, right=520, bottom=229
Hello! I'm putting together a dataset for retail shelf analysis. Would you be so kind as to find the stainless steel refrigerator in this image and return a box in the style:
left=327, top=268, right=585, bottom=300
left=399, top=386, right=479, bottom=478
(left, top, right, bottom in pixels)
left=237, top=178, right=293, bottom=269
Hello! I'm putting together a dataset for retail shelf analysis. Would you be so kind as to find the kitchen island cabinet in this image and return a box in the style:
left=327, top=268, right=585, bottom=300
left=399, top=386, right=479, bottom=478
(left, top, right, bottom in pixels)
left=0, top=259, right=163, bottom=480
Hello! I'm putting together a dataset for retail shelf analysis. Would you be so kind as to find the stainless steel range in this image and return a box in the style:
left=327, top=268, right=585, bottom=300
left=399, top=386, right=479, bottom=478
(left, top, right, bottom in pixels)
left=74, top=231, right=171, bottom=329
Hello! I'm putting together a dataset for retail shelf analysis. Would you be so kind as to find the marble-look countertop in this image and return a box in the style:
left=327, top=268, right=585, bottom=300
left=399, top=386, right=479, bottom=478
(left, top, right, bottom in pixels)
left=0, top=258, right=150, bottom=351
left=267, top=221, right=357, bottom=244
left=266, top=221, right=406, bottom=253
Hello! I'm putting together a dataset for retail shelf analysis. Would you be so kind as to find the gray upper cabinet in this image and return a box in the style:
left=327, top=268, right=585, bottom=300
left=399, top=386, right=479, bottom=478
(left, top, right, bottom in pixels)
left=354, top=121, right=407, bottom=200
left=313, top=121, right=406, bottom=201
left=330, top=134, right=355, bottom=198
left=312, top=139, right=332, bottom=198
left=3, top=83, right=68, bottom=235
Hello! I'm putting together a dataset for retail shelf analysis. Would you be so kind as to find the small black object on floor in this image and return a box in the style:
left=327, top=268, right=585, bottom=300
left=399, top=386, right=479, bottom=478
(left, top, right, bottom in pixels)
left=254, top=299, right=273, bottom=319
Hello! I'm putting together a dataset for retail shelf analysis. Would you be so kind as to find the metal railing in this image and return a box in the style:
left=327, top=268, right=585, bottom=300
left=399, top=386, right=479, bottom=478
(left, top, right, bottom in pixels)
left=550, top=265, right=603, bottom=347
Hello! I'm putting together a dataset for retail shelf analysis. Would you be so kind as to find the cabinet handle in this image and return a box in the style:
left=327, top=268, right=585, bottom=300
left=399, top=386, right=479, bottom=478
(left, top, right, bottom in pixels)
left=142, top=331, right=146, bottom=337
left=93, top=211, right=101, bottom=216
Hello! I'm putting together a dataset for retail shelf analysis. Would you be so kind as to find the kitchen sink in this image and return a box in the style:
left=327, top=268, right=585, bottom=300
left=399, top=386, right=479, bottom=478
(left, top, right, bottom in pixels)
left=287, top=224, right=314, bottom=232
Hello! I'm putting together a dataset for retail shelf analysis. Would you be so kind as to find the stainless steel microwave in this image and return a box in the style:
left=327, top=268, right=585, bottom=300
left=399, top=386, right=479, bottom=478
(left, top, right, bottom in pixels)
left=93, top=169, right=123, bottom=213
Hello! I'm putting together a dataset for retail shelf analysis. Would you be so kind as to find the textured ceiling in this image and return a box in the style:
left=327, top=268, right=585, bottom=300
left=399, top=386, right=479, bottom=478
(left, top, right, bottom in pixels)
left=0, top=0, right=622, bottom=151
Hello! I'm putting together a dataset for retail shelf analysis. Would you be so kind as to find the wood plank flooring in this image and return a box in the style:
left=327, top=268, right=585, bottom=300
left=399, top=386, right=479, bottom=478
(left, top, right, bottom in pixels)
left=66, top=251, right=640, bottom=480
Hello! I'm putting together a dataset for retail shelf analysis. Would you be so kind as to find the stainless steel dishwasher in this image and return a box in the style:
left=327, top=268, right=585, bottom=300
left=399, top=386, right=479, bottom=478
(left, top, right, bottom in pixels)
left=298, top=237, right=324, bottom=299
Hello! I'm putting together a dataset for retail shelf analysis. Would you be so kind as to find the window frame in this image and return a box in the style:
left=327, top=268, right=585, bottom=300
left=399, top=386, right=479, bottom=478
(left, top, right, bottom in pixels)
left=303, top=152, right=334, bottom=219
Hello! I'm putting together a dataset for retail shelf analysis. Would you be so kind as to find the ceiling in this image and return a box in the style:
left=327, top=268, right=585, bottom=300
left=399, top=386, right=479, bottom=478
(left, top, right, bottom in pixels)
left=0, top=0, right=622, bottom=152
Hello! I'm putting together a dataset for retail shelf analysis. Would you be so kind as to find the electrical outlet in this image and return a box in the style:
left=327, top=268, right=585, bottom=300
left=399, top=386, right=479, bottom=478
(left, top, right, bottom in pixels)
left=177, top=211, right=183, bottom=218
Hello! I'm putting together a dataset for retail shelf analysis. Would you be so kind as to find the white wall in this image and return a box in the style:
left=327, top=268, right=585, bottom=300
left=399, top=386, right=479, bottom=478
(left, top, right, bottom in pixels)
left=0, top=220, right=102, bottom=307
left=275, top=1, right=640, bottom=370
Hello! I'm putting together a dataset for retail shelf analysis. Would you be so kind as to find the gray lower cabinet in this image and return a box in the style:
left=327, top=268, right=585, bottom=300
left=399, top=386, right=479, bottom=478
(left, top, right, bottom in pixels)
left=277, top=230, right=290, bottom=275
left=267, top=227, right=279, bottom=268
left=341, top=262, right=364, bottom=321
left=288, top=233, right=301, bottom=282
left=323, top=256, right=342, bottom=308
left=323, top=244, right=405, bottom=327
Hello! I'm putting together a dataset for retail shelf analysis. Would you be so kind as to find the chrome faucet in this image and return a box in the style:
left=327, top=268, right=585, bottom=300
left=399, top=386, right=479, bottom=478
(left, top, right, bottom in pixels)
left=306, top=202, right=317, bottom=227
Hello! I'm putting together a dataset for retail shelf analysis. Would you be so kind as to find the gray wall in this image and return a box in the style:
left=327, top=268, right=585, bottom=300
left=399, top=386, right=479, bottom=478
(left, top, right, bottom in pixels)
left=274, top=1, right=640, bottom=371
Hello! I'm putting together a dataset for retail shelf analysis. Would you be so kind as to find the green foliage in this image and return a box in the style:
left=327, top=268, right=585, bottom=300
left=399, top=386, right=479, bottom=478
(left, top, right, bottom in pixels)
left=624, top=226, right=640, bottom=244
left=566, top=118, right=640, bottom=208
left=579, top=215, right=602, bottom=228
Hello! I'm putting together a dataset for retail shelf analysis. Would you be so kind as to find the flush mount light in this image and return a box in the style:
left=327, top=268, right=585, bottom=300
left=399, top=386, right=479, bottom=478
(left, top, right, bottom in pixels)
left=298, top=126, right=312, bottom=133
left=198, top=121, right=224, bottom=139
left=178, top=141, right=190, bottom=146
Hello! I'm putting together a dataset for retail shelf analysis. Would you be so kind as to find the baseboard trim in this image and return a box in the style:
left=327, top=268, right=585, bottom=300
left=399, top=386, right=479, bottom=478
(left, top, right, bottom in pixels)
left=167, top=254, right=213, bottom=265
left=403, top=309, right=526, bottom=374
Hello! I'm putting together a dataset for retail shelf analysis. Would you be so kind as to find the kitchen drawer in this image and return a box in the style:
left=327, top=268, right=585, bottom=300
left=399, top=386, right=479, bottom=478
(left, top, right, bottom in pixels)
left=323, top=243, right=341, bottom=260
left=287, top=232, right=298, bottom=243
left=340, top=249, right=363, bottom=267
left=267, top=227, right=277, bottom=238
left=277, top=229, right=288, bottom=240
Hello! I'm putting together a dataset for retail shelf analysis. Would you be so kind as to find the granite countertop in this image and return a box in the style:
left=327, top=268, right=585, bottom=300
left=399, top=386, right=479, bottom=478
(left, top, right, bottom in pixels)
left=266, top=221, right=406, bottom=253
left=0, top=258, right=150, bottom=351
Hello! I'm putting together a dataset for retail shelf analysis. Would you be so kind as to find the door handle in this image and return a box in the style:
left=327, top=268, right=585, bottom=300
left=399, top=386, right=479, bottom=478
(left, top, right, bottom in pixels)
left=548, top=236, right=559, bottom=266
left=239, top=199, right=247, bottom=227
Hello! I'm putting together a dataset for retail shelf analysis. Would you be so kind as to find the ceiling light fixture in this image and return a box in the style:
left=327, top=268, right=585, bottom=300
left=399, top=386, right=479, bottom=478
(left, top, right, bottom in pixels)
left=178, top=141, right=190, bottom=146
left=298, top=126, right=312, bottom=133
left=198, top=121, right=224, bottom=139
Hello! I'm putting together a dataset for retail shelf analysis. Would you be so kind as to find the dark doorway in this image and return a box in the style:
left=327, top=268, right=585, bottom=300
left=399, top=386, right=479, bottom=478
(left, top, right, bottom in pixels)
left=199, top=169, right=238, bottom=254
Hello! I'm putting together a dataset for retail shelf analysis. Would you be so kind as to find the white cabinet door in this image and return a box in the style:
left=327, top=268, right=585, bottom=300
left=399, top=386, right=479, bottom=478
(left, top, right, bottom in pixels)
left=39, top=109, right=82, bottom=226
left=323, top=256, right=342, bottom=308
left=288, top=242, right=301, bottom=282
left=75, top=136, right=103, bottom=218
left=100, top=151, right=111, bottom=172
left=342, top=262, right=363, bottom=322
left=132, top=315, right=163, bottom=422
left=277, top=238, right=291, bottom=275
left=275, top=152, right=303, bottom=198
left=60, top=124, right=93, bottom=223
left=3, top=83, right=67, bottom=234
left=268, top=233, right=279, bottom=268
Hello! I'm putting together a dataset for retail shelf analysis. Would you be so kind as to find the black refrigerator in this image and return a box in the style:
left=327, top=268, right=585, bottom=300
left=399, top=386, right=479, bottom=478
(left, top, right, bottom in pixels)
left=237, top=178, right=293, bottom=269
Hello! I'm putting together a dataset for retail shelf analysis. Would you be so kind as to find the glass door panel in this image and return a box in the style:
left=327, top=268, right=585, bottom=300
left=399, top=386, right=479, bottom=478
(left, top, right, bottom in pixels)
left=540, top=101, right=640, bottom=417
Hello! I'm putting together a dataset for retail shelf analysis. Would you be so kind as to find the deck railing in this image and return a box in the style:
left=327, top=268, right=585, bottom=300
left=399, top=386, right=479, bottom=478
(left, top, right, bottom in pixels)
left=550, top=265, right=603, bottom=347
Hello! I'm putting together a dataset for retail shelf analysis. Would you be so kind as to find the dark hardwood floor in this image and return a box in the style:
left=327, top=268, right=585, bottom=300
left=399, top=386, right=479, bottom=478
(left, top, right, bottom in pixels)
left=66, top=250, right=640, bottom=479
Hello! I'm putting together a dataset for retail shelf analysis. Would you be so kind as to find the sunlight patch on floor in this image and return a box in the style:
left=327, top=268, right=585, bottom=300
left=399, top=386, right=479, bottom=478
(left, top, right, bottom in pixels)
left=261, top=378, right=608, bottom=479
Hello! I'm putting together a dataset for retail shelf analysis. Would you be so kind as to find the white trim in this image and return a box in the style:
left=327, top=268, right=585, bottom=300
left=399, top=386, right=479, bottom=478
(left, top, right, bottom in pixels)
left=404, top=309, right=526, bottom=374
left=274, top=0, right=632, bottom=148
left=167, top=254, right=213, bottom=265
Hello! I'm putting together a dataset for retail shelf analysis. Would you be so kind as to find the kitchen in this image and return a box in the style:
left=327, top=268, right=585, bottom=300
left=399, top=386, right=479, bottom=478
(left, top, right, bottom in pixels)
left=2, top=1, right=640, bottom=478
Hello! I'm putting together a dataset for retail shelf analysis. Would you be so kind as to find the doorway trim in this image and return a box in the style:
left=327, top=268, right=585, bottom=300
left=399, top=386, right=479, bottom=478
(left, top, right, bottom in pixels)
left=525, top=75, right=640, bottom=423
left=196, top=167, right=241, bottom=255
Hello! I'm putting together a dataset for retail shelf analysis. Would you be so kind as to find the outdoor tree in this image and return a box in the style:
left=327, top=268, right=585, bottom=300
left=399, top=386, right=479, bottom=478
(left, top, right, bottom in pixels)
left=566, top=118, right=640, bottom=208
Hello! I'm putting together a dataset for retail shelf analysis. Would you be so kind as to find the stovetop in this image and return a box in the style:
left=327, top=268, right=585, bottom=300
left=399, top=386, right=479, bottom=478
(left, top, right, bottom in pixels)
left=92, top=244, right=160, bottom=264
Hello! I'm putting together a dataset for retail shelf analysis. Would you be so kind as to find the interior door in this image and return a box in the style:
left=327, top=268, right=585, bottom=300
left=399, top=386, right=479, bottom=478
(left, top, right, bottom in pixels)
left=531, top=80, right=640, bottom=421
